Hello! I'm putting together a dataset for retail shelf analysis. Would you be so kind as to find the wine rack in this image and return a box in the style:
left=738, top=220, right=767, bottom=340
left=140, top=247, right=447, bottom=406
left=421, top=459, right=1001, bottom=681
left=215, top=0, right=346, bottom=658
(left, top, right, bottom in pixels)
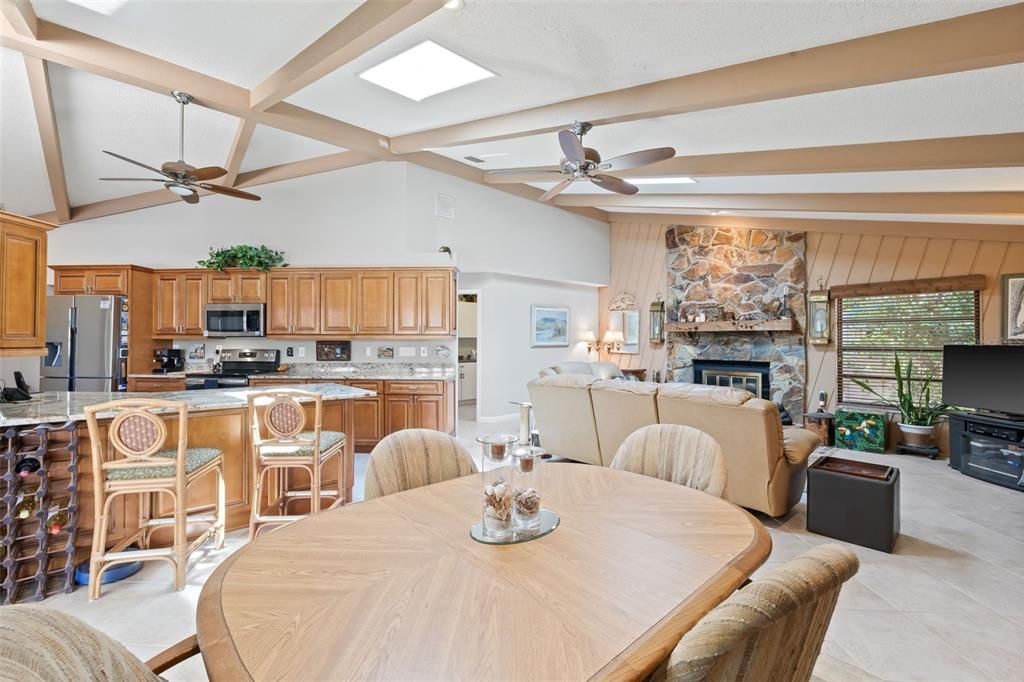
left=1, top=421, right=81, bottom=604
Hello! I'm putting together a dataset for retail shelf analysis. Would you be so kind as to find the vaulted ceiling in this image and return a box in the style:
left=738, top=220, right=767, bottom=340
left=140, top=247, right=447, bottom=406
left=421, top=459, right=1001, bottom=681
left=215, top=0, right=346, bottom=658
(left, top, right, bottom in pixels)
left=1, top=0, right=1021, bottom=234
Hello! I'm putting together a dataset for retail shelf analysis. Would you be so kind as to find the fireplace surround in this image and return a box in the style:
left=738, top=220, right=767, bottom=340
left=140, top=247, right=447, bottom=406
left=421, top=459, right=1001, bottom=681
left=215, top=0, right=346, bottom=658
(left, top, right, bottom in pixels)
left=693, top=359, right=771, bottom=400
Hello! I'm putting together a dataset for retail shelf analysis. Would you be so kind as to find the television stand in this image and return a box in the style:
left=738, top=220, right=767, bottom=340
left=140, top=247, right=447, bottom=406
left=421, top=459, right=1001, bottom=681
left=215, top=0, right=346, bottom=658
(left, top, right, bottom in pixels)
left=948, top=412, right=1024, bottom=491
left=970, top=409, right=1024, bottom=423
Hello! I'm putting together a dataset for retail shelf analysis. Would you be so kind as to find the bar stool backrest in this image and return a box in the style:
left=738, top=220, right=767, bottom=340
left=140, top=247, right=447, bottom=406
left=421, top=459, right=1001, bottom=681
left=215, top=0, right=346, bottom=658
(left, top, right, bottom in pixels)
left=83, top=399, right=188, bottom=481
left=248, top=389, right=323, bottom=451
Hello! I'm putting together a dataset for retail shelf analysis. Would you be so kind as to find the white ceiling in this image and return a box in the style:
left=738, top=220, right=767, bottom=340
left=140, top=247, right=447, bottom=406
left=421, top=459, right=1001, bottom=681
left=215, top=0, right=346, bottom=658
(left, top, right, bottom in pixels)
left=0, top=0, right=1020, bottom=225
left=290, top=0, right=1014, bottom=136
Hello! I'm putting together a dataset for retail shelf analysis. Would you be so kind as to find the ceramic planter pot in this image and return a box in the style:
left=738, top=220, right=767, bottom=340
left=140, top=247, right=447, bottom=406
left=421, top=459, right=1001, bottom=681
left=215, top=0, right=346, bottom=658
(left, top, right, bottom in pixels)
left=898, top=423, right=935, bottom=447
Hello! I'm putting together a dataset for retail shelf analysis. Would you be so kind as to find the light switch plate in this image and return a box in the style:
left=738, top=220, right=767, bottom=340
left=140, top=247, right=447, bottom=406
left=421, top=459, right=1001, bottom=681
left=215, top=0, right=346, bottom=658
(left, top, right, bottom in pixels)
left=366, top=346, right=372, bottom=357
left=420, top=347, right=428, bottom=357
left=297, top=347, right=305, bottom=357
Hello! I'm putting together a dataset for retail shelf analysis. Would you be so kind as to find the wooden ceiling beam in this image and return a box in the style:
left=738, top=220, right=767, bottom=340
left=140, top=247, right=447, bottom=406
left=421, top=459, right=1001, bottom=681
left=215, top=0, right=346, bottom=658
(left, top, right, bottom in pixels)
left=390, top=4, right=1024, bottom=153
left=23, top=57, right=70, bottom=223
left=555, top=192, right=1024, bottom=215
left=1, top=0, right=36, bottom=38
left=0, top=18, right=392, bottom=158
left=222, top=119, right=257, bottom=187
left=251, top=0, right=447, bottom=111
left=608, top=213, right=1024, bottom=242
left=483, top=133, right=1024, bottom=183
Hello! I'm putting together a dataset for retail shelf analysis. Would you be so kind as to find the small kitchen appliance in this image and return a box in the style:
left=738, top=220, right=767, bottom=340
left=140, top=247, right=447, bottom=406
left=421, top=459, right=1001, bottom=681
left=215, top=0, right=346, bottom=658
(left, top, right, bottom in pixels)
left=153, top=348, right=185, bottom=373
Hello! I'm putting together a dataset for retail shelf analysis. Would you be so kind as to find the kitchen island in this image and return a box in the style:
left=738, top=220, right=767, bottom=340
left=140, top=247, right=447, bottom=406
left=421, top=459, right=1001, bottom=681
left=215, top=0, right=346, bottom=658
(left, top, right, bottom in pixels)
left=0, top=383, right=371, bottom=557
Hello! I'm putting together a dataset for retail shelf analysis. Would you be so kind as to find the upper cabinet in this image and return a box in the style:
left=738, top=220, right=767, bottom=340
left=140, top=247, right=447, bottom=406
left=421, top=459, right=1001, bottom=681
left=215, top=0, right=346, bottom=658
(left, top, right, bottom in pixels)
left=394, top=270, right=453, bottom=336
left=267, top=271, right=321, bottom=336
left=321, top=271, right=357, bottom=334
left=52, top=266, right=129, bottom=295
left=0, top=212, right=53, bottom=355
left=357, top=271, right=394, bottom=335
left=154, top=271, right=205, bottom=337
left=206, top=271, right=266, bottom=304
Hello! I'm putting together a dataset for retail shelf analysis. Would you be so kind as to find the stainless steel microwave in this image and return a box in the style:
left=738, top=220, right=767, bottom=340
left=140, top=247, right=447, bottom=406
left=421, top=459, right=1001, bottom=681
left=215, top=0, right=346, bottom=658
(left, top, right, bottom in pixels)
left=204, top=304, right=265, bottom=337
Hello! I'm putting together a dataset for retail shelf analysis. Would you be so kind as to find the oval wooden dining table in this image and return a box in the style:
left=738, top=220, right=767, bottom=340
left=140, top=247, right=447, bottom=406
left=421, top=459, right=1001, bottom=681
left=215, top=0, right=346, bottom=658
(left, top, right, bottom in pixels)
left=197, top=463, right=770, bottom=681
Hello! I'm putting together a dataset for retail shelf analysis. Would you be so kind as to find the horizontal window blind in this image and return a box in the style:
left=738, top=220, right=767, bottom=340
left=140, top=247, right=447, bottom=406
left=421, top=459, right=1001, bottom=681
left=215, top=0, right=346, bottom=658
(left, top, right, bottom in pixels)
left=837, top=289, right=980, bottom=405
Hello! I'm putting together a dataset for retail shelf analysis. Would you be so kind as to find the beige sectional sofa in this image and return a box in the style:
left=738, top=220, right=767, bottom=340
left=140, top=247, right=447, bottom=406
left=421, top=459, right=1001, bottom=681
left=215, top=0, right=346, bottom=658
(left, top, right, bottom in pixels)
left=527, top=375, right=820, bottom=516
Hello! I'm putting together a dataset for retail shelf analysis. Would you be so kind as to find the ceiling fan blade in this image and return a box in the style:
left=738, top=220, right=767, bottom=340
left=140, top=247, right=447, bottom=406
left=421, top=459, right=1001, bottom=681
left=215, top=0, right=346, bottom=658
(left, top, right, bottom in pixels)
left=198, top=183, right=262, bottom=201
left=103, top=150, right=172, bottom=178
left=178, top=191, right=200, bottom=205
left=601, top=147, right=676, bottom=172
left=558, top=129, right=586, bottom=164
left=539, top=178, right=573, bottom=202
left=591, top=174, right=639, bottom=195
left=188, top=166, right=228, bottom=181
left=98, top=177, right=166, bottom=182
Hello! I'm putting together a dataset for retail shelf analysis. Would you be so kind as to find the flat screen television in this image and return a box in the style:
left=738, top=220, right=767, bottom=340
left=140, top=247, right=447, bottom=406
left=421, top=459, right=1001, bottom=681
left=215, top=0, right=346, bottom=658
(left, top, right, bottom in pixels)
left=943, top=345, right=1024, bottom=417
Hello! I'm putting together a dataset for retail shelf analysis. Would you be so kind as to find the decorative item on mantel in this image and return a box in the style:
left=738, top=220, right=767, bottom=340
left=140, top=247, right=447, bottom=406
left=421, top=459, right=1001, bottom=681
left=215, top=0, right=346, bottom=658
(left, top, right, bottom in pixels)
left=197, top=245, right=287, bottom=272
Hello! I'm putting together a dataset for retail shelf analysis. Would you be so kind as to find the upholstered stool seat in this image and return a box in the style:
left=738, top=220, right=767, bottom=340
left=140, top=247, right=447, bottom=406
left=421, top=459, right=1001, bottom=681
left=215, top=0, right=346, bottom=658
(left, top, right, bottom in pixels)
left=105, top=446, right=222, bottom=480
left=258, top=431, right=344, bottom=458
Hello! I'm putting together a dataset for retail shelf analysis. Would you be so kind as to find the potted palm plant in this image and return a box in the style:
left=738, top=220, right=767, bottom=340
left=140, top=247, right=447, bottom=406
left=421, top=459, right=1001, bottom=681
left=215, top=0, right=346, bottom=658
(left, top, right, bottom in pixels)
left=852, top=355, right=949, bottom=447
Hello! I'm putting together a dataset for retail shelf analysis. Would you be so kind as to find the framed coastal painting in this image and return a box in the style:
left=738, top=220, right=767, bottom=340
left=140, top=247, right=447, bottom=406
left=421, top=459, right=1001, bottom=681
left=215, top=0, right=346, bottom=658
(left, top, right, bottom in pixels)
left=531, top=305, right=570, bottom=347
left=1002, top=273, right=1024, bottom=343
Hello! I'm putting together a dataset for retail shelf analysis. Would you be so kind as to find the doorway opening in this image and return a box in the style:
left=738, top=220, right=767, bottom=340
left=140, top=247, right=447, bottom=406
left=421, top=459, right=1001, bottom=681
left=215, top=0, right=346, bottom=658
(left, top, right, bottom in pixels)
left=457, top=291, right=479, bottom=424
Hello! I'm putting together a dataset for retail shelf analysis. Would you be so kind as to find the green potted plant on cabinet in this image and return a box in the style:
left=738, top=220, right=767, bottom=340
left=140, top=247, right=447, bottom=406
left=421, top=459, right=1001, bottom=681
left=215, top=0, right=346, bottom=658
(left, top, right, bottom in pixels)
left=852, top=355, right=949, bottom=447
left=198, top=245, right=287, bottom=272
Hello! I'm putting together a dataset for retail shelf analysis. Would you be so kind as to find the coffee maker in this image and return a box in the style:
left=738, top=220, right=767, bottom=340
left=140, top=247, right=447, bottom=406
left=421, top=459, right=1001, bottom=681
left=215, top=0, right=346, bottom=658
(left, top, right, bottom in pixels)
left=153, top=348, right=185, bottom=373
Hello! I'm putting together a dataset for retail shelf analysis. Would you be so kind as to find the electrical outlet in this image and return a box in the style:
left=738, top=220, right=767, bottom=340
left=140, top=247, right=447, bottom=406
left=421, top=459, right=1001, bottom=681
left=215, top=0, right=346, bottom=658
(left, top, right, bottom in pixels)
left=286, top=347, right=294, bottom=357
left=366, top=346, right=372, bottom=357
left=297, top=347, right=306, bottom=358
left=420, top=346, right=428, bottom=357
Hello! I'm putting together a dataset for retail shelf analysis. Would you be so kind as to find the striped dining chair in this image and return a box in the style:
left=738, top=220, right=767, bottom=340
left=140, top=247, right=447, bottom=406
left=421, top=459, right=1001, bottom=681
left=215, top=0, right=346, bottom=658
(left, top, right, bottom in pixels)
left=653, top=543, right=860, bottom=682
left=362, top=429, right=477, bottom=500
left=610, top=424, right=727, bottom=498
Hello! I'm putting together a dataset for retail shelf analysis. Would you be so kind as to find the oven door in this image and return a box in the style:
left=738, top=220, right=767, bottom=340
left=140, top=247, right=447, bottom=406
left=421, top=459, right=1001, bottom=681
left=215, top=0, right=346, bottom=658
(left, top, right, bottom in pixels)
left=204, top=304, right=265, bottom=337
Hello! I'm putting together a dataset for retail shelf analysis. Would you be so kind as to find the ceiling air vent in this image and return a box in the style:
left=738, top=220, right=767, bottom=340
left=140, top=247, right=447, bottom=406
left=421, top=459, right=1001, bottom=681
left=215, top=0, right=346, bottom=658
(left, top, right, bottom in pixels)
left=464, top=155, right=486, bottom=164
left=435, top=193, right=456, bottom=219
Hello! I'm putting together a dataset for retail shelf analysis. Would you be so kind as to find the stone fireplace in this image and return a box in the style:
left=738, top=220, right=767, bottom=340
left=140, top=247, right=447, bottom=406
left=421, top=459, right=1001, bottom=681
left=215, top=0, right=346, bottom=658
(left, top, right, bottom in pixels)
left=693, top=359, right=771, bottom=399
left=665, top=226, right=807, bottom=420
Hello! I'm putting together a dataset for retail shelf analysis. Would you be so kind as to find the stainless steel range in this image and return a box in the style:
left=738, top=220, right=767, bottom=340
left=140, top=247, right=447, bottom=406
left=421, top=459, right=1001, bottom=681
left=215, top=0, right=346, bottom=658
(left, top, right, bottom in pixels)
left=185, top=348, right=280, bottom=390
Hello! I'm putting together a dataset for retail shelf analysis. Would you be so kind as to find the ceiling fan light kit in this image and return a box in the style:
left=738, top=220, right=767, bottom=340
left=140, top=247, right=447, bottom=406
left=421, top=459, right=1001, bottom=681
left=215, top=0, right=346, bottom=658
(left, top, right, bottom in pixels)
left=488, top=121, right=676, bottom=201
left=98, top=91, right=261, bottom=204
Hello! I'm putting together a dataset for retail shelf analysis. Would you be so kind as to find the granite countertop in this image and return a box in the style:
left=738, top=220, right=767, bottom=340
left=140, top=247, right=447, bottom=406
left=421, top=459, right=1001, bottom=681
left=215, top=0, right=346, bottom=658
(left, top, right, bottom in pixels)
left=0, top=383, right=373, bottom=428
left=128, top=362, right=456, bottom=382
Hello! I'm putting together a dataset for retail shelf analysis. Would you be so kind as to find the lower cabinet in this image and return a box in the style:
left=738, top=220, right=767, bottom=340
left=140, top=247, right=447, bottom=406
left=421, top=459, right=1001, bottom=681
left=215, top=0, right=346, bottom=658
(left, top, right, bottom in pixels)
left=346, top=380, right=385, bottom=451
left=127, top=377, right=186, bottom=392
left=383, top=381, right=448, bottom=436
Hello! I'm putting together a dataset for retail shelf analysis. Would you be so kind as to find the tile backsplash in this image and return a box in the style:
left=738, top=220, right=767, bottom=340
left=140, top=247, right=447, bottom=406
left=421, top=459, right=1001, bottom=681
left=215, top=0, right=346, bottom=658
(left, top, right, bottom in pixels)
left=173, top=338, right=455, bottom=370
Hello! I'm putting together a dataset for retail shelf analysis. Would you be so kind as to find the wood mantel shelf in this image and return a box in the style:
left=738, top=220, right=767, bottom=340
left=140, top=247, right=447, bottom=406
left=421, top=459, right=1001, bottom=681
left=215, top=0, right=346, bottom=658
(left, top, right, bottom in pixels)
left=667, top=318, right=796, bottom=333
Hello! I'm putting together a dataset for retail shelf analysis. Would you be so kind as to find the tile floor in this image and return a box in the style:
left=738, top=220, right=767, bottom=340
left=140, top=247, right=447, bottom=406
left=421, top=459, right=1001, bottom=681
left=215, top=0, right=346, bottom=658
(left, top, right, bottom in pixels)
left=24, top=434, right=1024, bottom=682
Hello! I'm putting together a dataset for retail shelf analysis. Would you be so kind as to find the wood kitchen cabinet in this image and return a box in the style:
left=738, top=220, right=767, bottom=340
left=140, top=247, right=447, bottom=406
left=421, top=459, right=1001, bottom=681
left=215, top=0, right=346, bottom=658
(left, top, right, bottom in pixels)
left=0, top=212, right=53, bottom=355
left=206, top=270, right=266, bottom=304
left=346, top=380, right=385, bottom=450
left=52, top=266, right=129, bottom=295
left=394, top=270, right=453, bottom=336
left=321, top=271, right=357, bottom=334
left=153, top=271, right=205, bottom=337
left=357, top=271, right=393, bottom=335
left=383, top=381, right=449, bottom=436
left=127, top=376, right=186, bottom=392
left=267, top=271, right=321, bottom=335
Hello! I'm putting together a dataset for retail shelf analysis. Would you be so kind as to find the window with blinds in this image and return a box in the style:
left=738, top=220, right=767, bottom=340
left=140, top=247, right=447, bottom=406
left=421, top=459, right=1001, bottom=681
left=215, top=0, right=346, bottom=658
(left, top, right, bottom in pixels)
left=837, top=289, right=980, bottom=405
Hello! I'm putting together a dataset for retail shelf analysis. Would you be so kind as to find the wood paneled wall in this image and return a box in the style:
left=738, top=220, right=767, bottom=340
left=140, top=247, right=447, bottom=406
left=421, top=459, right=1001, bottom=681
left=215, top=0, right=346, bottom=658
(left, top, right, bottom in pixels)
left=604, top=222, right=1024, bottom=404
left=598, top=223, right=670, bottom=375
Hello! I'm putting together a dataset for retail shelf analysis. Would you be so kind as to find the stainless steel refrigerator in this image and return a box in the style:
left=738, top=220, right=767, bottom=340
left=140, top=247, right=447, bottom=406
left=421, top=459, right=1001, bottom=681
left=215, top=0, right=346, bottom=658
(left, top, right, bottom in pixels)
left=40, top=295, right=129, bottom=392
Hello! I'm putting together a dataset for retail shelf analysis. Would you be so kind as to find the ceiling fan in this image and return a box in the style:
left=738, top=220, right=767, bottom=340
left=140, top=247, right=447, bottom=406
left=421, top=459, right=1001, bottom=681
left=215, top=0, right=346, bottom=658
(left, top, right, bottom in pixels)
left=99, top=91, right=260, bottom=204
left=485, top=121, right=675, bottom=201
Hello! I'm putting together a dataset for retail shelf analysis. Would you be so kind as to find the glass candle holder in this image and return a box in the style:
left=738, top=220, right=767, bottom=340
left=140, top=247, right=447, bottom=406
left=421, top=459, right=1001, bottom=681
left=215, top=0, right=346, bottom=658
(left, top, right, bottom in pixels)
left=512, top=445, right=545, bottom=532
left=477, top=434, right=518, bottom=541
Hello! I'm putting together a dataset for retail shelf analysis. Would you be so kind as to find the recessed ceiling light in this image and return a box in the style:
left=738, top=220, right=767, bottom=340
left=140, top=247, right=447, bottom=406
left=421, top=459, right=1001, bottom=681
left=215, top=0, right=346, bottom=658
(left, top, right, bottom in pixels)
left=629, top=177, right=697, bottom=185
left=359, top=40, right=495, bottom=102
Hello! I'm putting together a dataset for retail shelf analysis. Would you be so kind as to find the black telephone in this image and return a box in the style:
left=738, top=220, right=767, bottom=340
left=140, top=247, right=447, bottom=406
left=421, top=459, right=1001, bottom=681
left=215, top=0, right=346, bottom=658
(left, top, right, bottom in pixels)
left=1, top=371, right=32, bottom=402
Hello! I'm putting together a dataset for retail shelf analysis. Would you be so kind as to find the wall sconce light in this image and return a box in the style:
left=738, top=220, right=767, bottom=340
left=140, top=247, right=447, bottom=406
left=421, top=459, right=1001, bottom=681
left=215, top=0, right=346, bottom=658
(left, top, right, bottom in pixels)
left=808, top=279, right=831, bottom=345
left=602, top=330, right=625, bottom=353
left=649, top=293, right=666, bottom=344
left=581, top=330, right=597, bottom=354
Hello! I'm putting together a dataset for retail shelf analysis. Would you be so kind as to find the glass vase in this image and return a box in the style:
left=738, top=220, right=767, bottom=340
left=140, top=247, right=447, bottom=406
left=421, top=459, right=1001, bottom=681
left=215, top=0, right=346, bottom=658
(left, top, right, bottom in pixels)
left=477, top=434, right=517, bottom=541
left=512, top=445, right=545, bottom=532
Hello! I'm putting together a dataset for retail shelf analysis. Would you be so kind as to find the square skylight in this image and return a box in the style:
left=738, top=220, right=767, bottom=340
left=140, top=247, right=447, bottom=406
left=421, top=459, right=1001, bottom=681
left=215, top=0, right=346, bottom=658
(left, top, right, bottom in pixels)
left=359, top=41, right=495, bottom=102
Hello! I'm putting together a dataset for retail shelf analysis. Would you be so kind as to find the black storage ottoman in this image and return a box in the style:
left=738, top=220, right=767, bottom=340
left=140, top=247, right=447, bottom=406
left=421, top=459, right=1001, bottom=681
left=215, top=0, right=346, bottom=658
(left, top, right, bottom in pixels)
left=807, top=456, right=900, bottom=553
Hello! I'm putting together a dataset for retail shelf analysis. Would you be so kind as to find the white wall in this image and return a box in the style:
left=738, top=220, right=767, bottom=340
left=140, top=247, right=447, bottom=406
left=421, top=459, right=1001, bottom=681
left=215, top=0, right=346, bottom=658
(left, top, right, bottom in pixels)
left=461, top=272, right=598, bottom=421
left=405, top=164, right=609, bottom=286
left=0, top=356, right=40, bottom=391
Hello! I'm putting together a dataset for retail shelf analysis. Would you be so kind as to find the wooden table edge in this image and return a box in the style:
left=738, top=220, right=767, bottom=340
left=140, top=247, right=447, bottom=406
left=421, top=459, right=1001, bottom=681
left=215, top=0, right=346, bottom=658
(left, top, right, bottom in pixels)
left=197, top=547, right=254, bottom=682
left=591, top=507, right=772, bottom=681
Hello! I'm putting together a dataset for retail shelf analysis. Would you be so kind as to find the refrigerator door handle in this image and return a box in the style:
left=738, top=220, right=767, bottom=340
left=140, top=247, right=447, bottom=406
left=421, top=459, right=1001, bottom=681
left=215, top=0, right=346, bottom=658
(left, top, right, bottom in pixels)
left=68, top=305, right=78, bottom=392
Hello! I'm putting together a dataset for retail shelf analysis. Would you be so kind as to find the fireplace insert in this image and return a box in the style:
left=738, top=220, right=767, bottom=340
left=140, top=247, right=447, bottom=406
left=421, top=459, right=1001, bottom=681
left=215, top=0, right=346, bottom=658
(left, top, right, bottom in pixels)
left=692, top=360, right=771, bottom=400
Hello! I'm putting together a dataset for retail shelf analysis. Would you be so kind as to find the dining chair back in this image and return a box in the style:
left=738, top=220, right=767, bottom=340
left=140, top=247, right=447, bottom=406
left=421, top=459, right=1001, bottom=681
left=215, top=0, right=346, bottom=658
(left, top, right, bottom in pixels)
left=83, top=398, right=225, bottom=600
left=364, top=429, right=477, bottom=500
left=656, top=543, right=859, bottom=682
left=0, top=605, right=200, bottom=680
left=610, top=424, right=727, bottom=497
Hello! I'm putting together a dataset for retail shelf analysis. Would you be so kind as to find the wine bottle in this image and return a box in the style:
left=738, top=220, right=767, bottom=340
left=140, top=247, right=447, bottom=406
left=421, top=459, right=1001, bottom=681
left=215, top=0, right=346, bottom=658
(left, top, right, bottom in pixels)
left=46, top=504, right=69, bottom=535
left=14, top=454, right=41, bottom=478
left=13, top=489, right=38, bottom=519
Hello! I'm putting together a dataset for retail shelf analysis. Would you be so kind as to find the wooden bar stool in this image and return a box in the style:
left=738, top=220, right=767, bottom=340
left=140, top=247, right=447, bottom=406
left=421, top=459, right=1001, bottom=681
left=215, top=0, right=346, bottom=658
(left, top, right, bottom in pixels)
left=248, top=389, right=345, bottom=538
left=83, top=399, right=225, bottom=600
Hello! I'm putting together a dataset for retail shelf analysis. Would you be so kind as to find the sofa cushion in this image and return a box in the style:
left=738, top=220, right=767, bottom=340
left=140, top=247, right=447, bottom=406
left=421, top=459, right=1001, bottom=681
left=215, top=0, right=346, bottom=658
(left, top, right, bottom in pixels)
left=592, top=379, right=659, bottom=395
left=657, top=383, right=754, bottom=406
left=589, top=362, right=625, bottom=380
left=529, top=374, right=597, bottom=389
left=553, top=361, right=592, bottom=375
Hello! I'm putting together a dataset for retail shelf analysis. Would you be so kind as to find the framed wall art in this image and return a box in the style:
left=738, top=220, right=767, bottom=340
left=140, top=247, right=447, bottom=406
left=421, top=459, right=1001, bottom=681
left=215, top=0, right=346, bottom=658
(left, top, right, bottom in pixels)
left=1002, top=273, right=1024, bottom=343
left=531, top=305, right=570, bottom=348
